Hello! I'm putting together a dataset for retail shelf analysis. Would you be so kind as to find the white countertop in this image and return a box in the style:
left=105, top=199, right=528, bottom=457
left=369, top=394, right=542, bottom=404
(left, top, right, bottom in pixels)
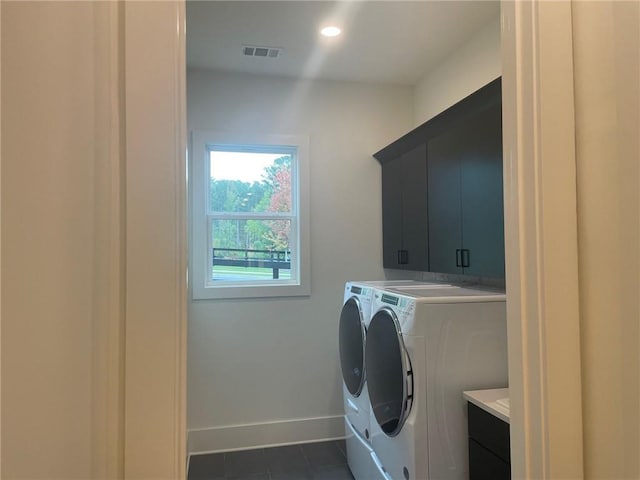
left=463, top=388, right=510, bottom=424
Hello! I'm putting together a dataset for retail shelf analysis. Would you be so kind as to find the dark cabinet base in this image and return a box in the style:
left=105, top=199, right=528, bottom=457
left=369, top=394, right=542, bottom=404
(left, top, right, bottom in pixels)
left=467, top=402, right=511, bottom=480
left=469, top=438, right=511, bottom=480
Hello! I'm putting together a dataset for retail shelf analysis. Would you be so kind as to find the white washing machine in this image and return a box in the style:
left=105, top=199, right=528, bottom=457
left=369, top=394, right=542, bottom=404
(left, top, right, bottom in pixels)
left=338, top=280, right=450, bottom=480
left=365, top=285, right=508, bottom=480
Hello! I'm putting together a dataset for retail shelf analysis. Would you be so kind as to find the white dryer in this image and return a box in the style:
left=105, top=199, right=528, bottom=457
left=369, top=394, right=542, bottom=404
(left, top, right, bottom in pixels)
left=338, top=280, right=450, bottom=480
left=365, top=286, right=508, bottom=480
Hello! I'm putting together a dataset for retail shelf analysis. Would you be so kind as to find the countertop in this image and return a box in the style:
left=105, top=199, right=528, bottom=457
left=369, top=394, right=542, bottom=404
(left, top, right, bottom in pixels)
left=463, top=388, right=510, bottom=424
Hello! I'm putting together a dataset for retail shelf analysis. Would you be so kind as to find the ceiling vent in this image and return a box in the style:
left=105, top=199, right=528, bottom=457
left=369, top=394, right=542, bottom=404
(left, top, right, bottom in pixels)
left=242, top=45, right=282, bottom=59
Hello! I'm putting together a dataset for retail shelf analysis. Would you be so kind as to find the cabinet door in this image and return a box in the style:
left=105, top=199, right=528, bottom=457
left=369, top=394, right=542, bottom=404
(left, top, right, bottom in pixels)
left=401, top=143, right=428, bottom=270
left=427, top=130, right=464, bottom=274
left=381, top=144, right=428, bottom=270
left=469, top=439, right=511, bottom=480
left=460, top=104, right=505, bottom=278
left=381, top=156, right=404, bottom=268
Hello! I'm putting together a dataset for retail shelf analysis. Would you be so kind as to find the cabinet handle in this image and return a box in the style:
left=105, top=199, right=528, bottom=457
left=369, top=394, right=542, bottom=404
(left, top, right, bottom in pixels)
left=398, top=250, right=409, bottom=265
left=456, top=249, right=462, bottom=267
left=462, top=249, right=470, bottom=268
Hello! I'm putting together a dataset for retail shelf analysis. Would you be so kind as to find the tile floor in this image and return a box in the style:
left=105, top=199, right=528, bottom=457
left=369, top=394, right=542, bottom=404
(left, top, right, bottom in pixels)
left=187, top=439, right=354, bottom=480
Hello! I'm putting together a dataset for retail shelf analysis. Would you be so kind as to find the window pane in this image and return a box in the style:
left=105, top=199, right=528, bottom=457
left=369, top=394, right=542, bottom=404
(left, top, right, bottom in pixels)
left=209, top=150, right=292, bottom=214
left=210, top=219, right=292, bottom=282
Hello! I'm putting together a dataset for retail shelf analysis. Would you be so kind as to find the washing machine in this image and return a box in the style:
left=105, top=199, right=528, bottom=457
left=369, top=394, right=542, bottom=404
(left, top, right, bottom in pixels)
left=365, top=285, right=508, bottom=480
left=338, top=280, right=450, bottom=480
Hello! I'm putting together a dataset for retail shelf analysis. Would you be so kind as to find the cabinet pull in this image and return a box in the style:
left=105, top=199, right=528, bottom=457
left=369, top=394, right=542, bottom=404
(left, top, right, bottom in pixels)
left=462, top=249, right=470, bottom=268
left=398, top=250, right=409, bottom=265
left=456, top=249, right=462, bottom=267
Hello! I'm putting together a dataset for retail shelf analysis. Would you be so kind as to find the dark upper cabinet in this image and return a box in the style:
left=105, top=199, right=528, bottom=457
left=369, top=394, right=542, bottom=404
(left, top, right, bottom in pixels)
left=428, top=103, right=504, bottom=278
left=375, top=78, right=504, bottom=278
left=381, top=143, right=428, bottom=270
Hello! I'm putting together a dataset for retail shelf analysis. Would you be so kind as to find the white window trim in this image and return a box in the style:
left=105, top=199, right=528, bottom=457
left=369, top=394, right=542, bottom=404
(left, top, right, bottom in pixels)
left=190, top=131, right=310, bottom=300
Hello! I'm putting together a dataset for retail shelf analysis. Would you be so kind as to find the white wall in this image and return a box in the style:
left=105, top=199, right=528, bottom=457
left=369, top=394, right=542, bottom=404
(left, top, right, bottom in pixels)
left=413, top=18, right=501, bottom=126
left=187, top=69, right=413, bottom=452
left=186, top=15, right=503, bottom=454
left=1, top=3, right=96, bottom=477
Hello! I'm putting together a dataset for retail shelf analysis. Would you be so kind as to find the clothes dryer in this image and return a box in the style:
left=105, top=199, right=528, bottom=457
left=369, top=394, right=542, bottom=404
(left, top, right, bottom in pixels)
left=365, top=286, right=508, bottom=480
left=338, top=280, right=449, bottom=480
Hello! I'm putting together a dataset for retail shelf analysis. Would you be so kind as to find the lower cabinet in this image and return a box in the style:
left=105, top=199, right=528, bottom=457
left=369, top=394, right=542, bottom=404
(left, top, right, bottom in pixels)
left=469, top=438, right=510, bottom=480
left=467, top=403, right=511, bottom=480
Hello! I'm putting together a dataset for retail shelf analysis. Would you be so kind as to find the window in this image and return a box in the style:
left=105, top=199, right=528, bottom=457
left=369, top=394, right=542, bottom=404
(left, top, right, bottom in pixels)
left=191, top=132, right=310, bottom=299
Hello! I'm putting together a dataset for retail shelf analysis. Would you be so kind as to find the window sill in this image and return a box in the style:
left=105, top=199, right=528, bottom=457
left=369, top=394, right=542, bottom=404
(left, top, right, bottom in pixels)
left=192, top=281, right=310, bottom=300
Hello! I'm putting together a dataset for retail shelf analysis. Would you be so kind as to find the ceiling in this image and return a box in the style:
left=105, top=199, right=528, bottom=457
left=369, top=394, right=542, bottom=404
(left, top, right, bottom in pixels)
left=186, top=1, right=500, bottom=86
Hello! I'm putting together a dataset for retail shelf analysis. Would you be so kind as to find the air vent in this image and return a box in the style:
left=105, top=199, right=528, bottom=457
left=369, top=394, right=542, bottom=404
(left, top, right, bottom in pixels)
left=242, top=45, right=282, bottom=59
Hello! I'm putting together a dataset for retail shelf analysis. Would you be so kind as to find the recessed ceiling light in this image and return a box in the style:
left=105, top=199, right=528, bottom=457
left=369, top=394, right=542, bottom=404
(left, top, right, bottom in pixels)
left=320, top=26, right=342, bottom=37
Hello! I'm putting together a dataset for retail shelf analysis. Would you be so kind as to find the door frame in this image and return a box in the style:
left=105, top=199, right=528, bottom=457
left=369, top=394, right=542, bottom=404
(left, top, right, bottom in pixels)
left=122, top=2, right=188, bottom=478
left=501, top=1, right=583, bottom=478
left=0, top=1, right=584, bottom=478
left=119, top=1, right=585, bottom=478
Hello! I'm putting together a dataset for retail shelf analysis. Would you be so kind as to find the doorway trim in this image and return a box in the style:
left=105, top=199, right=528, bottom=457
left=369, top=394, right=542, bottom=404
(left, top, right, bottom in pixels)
left=117, top=1, right=587, bottom=478
left=501, top=1, right=584, bottom=478
left=123, top=2, right=188, bottom=478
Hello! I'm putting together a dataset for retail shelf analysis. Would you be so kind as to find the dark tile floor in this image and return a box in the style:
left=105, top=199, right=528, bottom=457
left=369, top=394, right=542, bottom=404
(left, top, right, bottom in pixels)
left=188, top=439, right=354, bottom=480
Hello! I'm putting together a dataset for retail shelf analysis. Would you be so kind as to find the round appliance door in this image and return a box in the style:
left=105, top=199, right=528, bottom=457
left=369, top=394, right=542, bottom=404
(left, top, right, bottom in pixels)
left=365, top=307, right=413, bottom=437
left=338, top=296, right=366, bottom=397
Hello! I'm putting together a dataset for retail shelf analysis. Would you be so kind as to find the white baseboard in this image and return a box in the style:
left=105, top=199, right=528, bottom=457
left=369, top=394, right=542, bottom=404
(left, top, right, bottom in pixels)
left=188, top=415, right=345, bottom=455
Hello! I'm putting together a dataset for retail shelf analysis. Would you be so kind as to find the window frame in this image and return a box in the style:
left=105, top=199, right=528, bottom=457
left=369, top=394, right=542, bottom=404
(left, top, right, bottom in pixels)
left=190, top=131, right=310, bottom=300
